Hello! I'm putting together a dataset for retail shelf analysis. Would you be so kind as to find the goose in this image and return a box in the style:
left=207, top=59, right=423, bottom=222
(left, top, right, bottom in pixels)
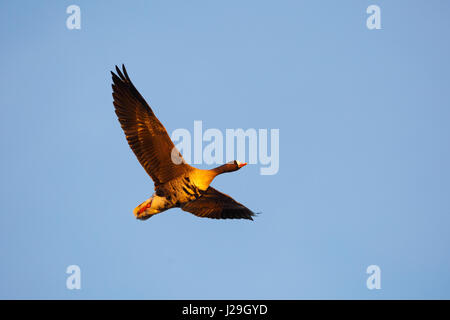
left=111, top=65, right=256, bottom=221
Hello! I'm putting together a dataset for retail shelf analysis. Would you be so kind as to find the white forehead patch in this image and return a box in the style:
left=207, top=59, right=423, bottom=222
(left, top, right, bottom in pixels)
left=236, top=161, right=243, bottom=166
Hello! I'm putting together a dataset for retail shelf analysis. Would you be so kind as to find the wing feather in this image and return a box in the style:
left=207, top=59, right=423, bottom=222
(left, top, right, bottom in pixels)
left=181, top=187, right=255, bottom=220
left=111, top=65, right=192, bottom=185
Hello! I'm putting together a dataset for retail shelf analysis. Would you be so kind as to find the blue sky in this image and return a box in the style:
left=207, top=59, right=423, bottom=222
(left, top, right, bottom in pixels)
left=1, top=0, right=450, bottom=299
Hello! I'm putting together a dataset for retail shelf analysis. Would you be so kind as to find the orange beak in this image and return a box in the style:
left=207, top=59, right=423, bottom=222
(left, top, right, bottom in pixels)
left=238, top=162, right=247, bottom=168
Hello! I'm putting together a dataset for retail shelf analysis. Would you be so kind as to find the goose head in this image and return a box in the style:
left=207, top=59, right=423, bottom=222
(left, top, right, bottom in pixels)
left=235, top=160, right=247, bottom=169
left=213, top=160, right=247, bottom=174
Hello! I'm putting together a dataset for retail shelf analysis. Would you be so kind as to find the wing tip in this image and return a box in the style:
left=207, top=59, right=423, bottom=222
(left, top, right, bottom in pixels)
left=247, top=210, right=261, bottom=221
left=111, top=64, right=128, bottom=81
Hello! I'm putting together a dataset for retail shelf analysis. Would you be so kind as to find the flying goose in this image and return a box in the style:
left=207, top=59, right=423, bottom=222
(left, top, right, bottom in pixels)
left=111, top=65, right=256, bottom=221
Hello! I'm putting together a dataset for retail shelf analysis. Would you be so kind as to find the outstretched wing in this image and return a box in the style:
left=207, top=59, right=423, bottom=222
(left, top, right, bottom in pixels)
left=181, top=187, right=256, bottom=220
left=111, top=65, right=192, bottom=185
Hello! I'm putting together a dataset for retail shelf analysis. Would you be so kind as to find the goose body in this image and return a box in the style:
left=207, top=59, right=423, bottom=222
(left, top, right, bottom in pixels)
left=111, top=65, right=255, bottom=221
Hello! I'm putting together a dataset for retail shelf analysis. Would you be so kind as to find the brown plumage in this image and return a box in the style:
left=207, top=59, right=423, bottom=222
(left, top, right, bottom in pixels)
left=111, top=64, right=256, bottom=221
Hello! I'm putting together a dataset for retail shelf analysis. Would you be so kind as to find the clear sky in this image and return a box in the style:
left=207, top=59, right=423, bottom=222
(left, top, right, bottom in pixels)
left=1, top=0, right=450, bottom=299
